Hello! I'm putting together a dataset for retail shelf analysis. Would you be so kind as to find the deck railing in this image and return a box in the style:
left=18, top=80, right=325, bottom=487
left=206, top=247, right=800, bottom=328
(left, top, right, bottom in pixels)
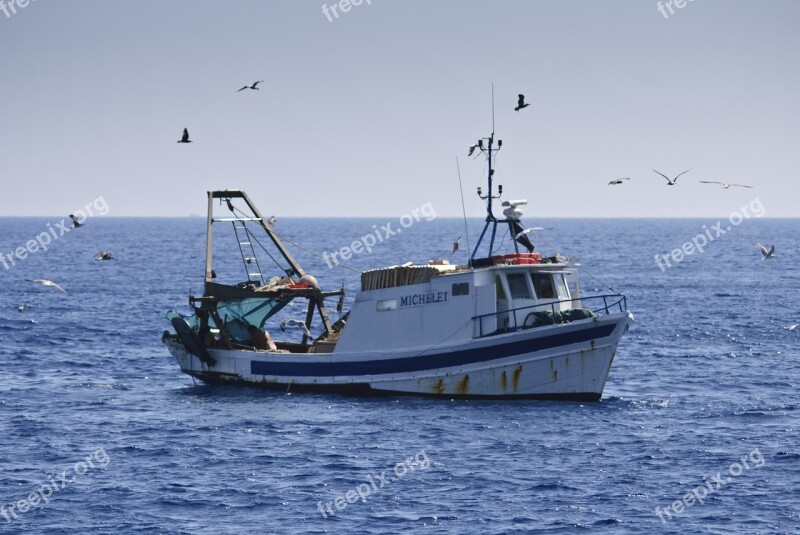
left=472, top=294, right=627, bottom=338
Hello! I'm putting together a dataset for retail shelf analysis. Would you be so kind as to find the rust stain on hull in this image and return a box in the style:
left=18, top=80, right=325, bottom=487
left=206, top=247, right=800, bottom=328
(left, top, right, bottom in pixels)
left=456, top=375, right=470, bottom=395
left=512, top=365, right=522, bottom=391
left=433, top=378, right=444, bottom=395
left=500, top=371, right=507, bottom=391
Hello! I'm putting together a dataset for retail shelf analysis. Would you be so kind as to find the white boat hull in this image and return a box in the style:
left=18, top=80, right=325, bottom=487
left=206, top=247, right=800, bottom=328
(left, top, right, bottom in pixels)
left=163, top=312, right=630, bottom=401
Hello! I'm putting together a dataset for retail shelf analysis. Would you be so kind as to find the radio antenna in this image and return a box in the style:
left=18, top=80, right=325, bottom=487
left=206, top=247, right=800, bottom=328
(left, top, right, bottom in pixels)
left=456, top=157, right=471, bottom=259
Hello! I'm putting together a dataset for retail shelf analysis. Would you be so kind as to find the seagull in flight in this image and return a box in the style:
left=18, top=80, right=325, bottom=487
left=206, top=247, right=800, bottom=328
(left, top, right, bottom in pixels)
left=177, top=128, right=192, bottom=143
left=514, top=227, right=553, bottom=239
left=281, top=319, right=311, bottom=338
left=784, top=324, right=799, bottom=331
left=608, top=178, right=631, bottom=185
left=95, top=251, right=114, bottom=261
left=756, top=241, right=775, bottom=259
left=237, top=80, right=264, bottom=92
left=514, top=94, right=530, bottom=112
left=267, top=215, right=276, bottom=226
left=699, top=180, right=753, bottom=189
left=653, top=168, right=690, bottom=186
left=69, top=214, right=83, bottom=228
left=26, top=279, right=68, bottom=294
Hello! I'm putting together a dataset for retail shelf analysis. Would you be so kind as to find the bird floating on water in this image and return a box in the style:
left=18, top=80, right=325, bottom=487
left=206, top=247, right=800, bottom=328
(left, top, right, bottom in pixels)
left=95, top=251, right=114, bottom=261
left=237, top=80, right=264, bottom=92
left=784, top=324, right=799, bottom=331
left=18, top=303, right=31, bottom=312
left=69, top=214, right=83, bottom=228
left=699, top=180, right=753, bottom=189
left=608, top=178, right=631, bottom=186
left=26, top=279, right=68, bottom=294
left=653, top=169, right=690, bottom=186
left=514, top=94, right=530, bottom=112
left=756, top=241, right=775, bottom=259
left=177, top=128, right=192, bottom=143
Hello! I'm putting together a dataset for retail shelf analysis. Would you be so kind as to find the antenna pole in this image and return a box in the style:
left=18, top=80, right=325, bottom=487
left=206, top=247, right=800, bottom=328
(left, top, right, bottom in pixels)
left=456, top=157, right=471, bottom=260
left=491, top=82, right=495, bottom=135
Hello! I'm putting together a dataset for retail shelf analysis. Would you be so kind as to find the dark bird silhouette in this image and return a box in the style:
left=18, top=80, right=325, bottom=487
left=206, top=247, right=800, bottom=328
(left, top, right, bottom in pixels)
left=177, top=128, right=192, bottom=143
left=237, top=80, right=264, bottom=92
left=653, top=168, right=690, bottom=186
left=756, top=241, right=775, bottom=259
left=608, top=178, right=631, bottom=185
left=468, top=145, right=477, bottom=156
left=95, top=251, right=114, bottom=261
left=514, top=94, right=530, bottom=112
left=699, top=180, right=754, bottom=189
left=69, top=214, right=83, bottom=228
left=267, top=215, right=276, bottom=226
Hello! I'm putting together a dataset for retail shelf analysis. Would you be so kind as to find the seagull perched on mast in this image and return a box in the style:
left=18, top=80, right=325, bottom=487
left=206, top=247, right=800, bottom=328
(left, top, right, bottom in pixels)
left=699, top=180, right=753, bottom=189
left=514, top=94, right=530, bottom=112
left=756, top=241, right=775, bottom=259
left=237, top=80, right=264, bottom=92
left=608, top=178, right=631, bottom=186
left=177, top=128, right=192, bottom=143
left=26, top=279, right=68, bottom=294
left=653, top=168, right=690, bottom=186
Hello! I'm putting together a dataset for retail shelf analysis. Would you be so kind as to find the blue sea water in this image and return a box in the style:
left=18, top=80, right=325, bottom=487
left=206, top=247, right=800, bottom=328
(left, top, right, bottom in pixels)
left=0, top=215, right=798, bottom=534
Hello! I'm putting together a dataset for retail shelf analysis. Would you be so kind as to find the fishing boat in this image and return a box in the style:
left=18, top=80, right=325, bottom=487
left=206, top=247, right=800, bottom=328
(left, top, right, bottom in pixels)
left=162, top=130, right=632, bottom=400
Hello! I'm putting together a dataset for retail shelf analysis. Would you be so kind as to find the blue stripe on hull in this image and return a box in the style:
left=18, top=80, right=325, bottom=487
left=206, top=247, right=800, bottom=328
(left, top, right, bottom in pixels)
left=250, top=323, right=616, bottom=377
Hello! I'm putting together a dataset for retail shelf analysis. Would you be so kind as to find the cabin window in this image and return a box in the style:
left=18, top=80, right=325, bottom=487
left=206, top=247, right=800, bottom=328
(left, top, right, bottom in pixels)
left=556, top=275, right=571, bottom=300
left=452, top=282, right=470, bottom=296
left=495, top=275, right=507, bottom=300
left=377, top=299, right=397, bottom=311
left=531, top=273, right=556, bottom=299
left=507, top=273, right=532, bottom=299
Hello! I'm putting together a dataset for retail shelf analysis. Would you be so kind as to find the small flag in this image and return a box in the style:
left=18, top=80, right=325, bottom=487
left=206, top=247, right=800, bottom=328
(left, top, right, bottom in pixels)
left=452, top=235, right=461, bottom=255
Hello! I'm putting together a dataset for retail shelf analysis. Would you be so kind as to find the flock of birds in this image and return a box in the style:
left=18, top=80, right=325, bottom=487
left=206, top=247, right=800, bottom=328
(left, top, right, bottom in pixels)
left=608, top=169, right=774, bottom=259
left=20, top=89, right=790, bottom=333
left=609, top=169, right=754, bottom=189
left=21, top=218, right=114, bottom=303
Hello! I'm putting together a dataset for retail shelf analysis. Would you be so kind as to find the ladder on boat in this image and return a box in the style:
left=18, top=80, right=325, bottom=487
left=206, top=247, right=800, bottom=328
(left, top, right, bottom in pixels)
left=228, top=218, right=265, bottom=285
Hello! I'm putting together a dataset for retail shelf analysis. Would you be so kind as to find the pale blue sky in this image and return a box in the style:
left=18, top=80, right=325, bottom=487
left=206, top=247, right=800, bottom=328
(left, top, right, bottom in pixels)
left=1, top=0, right=797, bottom=217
